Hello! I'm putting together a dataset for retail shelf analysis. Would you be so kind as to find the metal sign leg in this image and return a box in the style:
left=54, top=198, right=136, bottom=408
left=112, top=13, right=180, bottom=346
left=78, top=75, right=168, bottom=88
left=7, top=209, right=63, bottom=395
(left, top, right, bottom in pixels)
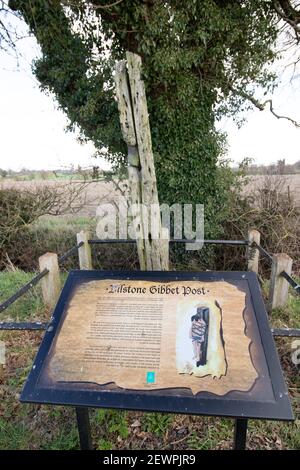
left=75, top=407, right=93, bottom=450
left=233, top=418, right=248, bottom=450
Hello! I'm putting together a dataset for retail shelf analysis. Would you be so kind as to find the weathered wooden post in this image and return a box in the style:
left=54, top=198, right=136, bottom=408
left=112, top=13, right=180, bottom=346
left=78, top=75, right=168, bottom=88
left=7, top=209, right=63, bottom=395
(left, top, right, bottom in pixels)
left=161, top=227, right=169, bottom=271
left=247, top=229, right=260, bottom=274
left=39, top=252, right=61, bottom=308
left=77, top=230, right=93, bottom=270
left=115, top=52, right=169, bottom=270
left=115, top=59, right=147, bottom=270
left=0, top=340, right=5, bottom=380
left=268, top=253, right=293, bottom=312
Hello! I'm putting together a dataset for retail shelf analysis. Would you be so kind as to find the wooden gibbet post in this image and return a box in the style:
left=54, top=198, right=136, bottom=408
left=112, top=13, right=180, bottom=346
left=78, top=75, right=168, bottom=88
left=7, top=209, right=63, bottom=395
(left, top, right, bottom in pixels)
left=268, top=253, right=293, bottom=312
left=247, top=229, right=260, bottom=274
left=115, top=54, right=169, bottom=270
left=161, top=227, right=169, bottom=271
left=114, top=59, right=147, bottom=270
left=38, top=252, right=61, bottom=308
left=77, top=230, right=93, bottom=270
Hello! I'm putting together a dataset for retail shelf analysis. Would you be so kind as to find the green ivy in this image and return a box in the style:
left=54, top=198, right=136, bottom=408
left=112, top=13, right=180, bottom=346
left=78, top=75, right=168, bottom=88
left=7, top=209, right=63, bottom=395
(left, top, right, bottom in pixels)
left=9, top=0, right=280, bottom=237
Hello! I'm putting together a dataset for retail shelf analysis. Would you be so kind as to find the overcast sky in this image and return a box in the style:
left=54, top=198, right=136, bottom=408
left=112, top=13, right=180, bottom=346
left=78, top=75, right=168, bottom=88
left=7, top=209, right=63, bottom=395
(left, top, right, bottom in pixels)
left=0, top=16, right=300, bottom=171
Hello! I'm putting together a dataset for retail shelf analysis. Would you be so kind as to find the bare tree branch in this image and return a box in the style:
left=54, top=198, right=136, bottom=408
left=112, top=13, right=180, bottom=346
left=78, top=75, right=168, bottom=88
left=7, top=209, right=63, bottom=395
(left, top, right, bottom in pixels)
left=90, top=0, right=124, bottom=9
left=229, top=85, right=300, bottom=128
left=273, top=0, right=300, bottom=39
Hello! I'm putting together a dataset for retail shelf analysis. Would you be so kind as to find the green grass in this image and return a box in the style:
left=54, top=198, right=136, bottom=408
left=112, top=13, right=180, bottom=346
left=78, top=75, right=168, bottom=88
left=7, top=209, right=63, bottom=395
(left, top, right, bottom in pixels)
left=261, top=279, right=300, bottom=329
left=0, top=419, right=31, bottom=450
left=272, top=297, right=300, bottom=329
left=40, top=427, right=79, bottom=450
left=141, top=413, right=174, bottom=437
left=95, top=409, right=129, bottom=440
left=187, top=418, right=233, bottom=450
left=0, top=270, right=68, bottom=322
left=0, top=270, right=45, bottom=321
left=32, top=215, right=96, bottom=234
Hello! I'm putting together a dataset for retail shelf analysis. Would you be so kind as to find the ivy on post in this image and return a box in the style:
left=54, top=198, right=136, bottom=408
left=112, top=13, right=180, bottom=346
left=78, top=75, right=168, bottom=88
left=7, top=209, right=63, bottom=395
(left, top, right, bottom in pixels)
left=115, top=52, right=169, bottom=270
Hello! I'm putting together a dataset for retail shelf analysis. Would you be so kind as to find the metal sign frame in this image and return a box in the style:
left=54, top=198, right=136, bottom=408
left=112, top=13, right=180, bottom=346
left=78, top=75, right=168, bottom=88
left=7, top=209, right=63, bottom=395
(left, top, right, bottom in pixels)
left=21, top=270, right=293, bottom=426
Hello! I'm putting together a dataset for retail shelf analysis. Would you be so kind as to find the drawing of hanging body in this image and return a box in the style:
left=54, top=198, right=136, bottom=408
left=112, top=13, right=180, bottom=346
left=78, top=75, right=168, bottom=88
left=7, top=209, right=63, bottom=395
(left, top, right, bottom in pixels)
left=176, top=301, right=227, bottom=379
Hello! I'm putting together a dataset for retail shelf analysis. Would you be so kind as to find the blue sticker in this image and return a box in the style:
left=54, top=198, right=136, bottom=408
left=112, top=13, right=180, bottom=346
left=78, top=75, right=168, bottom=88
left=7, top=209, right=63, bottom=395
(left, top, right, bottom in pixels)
left=146, top=371, right=155, bottom=384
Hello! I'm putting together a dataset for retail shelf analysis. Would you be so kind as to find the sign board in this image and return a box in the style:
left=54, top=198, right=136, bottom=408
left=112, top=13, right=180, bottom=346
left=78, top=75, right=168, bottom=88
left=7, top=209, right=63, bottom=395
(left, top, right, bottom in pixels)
left=21, top=270, right=293, bottom=421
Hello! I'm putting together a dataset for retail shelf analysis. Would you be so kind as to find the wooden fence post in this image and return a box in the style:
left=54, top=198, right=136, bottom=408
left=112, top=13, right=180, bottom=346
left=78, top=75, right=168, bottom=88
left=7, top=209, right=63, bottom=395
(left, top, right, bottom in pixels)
left=77, top=230, right=93, bottom=270
left=161, top=227, right=169, bottom=271
left=0, top=340, right=5, bottom=380
left=39, top=252, right=61, bottom=308
left=247, top=229, right=260, bottom=274
left=268, top=253, right=293, bottom=312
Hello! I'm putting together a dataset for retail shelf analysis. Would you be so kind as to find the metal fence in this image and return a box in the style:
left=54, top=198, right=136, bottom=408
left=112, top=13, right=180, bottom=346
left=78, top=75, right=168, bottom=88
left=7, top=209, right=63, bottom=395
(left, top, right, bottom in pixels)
left=0, top=232, right=299, bottom=337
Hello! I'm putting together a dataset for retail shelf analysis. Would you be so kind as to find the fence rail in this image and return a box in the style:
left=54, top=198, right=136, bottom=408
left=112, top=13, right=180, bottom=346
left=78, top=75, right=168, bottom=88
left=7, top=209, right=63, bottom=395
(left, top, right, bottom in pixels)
left=88, top=238, right=249, bottom=246
left=58, top=241, right=84, bottom=264
left=0, top=322, right=48, bottom=330
left=1, top=320, right=299, bottom=338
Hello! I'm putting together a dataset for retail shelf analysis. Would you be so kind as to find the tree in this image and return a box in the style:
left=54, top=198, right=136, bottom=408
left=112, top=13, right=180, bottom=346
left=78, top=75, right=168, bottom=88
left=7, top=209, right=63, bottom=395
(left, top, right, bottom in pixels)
left=5, top=0, right=300, bottom=237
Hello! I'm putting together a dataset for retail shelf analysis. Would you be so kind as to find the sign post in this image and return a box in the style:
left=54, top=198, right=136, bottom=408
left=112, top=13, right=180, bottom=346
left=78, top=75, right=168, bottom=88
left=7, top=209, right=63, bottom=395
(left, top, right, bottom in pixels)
left=20, top=270, right=294, bottom=450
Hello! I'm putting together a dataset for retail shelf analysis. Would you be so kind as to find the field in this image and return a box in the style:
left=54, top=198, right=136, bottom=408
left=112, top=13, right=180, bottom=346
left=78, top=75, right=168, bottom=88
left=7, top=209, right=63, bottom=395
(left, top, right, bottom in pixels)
left=0, top=179, right=123, bottom=217
left=1, top=173, right=300, bottom=217
left=243, top=174, right=300, bottom=207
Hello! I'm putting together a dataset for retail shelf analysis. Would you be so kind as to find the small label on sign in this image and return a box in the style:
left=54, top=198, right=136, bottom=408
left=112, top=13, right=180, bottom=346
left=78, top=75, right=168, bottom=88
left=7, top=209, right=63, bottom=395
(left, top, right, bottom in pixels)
left=146, top=371, right=155, bottom=384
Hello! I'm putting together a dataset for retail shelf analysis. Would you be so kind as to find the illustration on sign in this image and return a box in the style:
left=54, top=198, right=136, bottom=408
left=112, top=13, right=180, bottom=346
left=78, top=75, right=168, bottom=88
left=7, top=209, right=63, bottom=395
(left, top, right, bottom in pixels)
left=176, top=300, right=227, bottom=378
left=21, top=271, right=294, bottom=422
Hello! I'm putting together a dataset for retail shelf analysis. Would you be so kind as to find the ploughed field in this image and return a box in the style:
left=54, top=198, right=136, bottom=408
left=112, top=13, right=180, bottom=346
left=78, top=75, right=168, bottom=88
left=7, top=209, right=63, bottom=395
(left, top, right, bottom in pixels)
left=1, top=174, right=300, bottom=216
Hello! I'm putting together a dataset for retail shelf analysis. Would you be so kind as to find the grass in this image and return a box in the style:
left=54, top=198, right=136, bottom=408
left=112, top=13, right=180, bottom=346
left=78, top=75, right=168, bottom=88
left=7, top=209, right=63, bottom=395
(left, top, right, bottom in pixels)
left=0, top=270, right=299, bottom=450
left=0, top=270, right=67, bottom=322
left=141, top=413, right=174, bottom=437
left=0, top=270, right=45, bottom=322
left=261, top=278, right=300, bottom=329
left=32, top=215, right=97, bottom=234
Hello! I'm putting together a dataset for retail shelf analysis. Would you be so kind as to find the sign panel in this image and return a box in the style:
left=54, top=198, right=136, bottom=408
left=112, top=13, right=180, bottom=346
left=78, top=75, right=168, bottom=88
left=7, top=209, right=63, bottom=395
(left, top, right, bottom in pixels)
left=21, top=271, right=294, bottom=421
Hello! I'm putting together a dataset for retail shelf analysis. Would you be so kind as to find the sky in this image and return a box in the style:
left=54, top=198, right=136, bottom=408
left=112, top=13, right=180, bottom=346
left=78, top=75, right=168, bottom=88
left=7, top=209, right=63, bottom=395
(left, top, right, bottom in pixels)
left=0, top=14, right=300, bottom=171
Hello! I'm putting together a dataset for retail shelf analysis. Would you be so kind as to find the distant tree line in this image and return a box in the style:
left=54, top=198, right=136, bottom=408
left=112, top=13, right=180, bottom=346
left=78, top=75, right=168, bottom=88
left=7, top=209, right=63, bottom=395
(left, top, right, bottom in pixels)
left=245, top=159, right=300, bottom=175
left=0, top=166, right=104, bottom=180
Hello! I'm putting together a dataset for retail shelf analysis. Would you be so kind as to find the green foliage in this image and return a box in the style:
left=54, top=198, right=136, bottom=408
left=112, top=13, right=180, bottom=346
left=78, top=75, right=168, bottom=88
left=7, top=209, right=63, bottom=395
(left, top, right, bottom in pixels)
left=0, top=419, right=30, bottom=450
left=0, top=270, right=44, bottom=321
left=9, top=1, right=282, bottom=236
left=0, top=188, right=42, bottom=247
left=269, top=281, right=300, bottom=329
left=97, top=438, right=113, bottom=450
left=95, top=409, right=129, bottom=440
left=187, top=419, right=233, bottom=450
left=40, top=428, right=78, bottom=450
left=141, top=412, right=173, bottom=437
